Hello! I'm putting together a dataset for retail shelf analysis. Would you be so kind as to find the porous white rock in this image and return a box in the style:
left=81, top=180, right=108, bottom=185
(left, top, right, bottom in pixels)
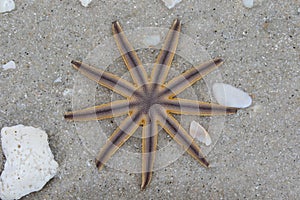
left=0, top=125, right=58, bottom=200
left=2, top=61, right=16, bottom=70
left=0, top=0, right=15, bottom=13
left=161, top=0, right=182, bottom=9
left=79, top=0, right=92, bottom=7
left=212, top=83, right=252, bottom=108
left=189, top=121, right=211, bottom=146
left=242, top=0, right=254, bottom=8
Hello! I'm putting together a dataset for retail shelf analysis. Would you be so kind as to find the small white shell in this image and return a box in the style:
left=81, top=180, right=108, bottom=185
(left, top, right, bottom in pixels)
left=2, top=61, right=16, bottom=70
left=189, top=121, right=212, bottom=146
left=212, top=83, right=252, bottom=108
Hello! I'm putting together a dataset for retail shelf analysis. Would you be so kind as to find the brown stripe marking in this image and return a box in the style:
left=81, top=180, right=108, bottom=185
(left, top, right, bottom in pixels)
left=112, top=21, right=148, bottom=86
left=141, top=116, right=158, bottom=190
left=64, top=100, right=132, bottom=121
left=156, top=110, right=209, bottom=168
left=71, top=60, right=137, bottom=98
left=151, top=19, right=181, bottom=85
left=159, top=58, right=224, bottom=98
left=95, top=111, right=142, bottom=170
left=161, top=98, right=238, bottom=116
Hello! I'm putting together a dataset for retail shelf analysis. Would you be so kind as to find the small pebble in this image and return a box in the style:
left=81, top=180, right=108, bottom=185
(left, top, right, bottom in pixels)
left=161, top=0, right=182, bottom=9
left=189, top=121, right=212, bottom=146
left=79, top=0, right=92, bottom=7
left=63, top=88, right=73, bottom=96
left=0, top=0, right=15, bottom=13
left=2, top=61, right=16, bottom=70
left=242, top=0, right=254, bottom=8
left=212, top=83, right=252, bottom=108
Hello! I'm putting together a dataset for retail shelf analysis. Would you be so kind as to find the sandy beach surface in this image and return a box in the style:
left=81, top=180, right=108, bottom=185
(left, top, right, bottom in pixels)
left=0, top=0, right=299, bottom=199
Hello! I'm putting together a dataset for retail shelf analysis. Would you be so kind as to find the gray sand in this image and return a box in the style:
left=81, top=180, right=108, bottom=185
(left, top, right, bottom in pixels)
left=0, top=0, right=299, bottom=199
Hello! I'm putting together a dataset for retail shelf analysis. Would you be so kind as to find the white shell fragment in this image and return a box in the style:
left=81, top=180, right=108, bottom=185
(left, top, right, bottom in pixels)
left=0, top=125, right=58, bottom=200
left=0, top=0, right=15, bottom=13
left=189, top=121, right=212, bottom=146
left=2, top=61, right=16, bottom=70
left=53, top=77, right=62, bottom=83
left=79, top=0, right=92, bottom=7
left=242, top=0, right=254, bottom=8
left=212, top=83, right=252, bottom=108
left=161, top=0, right=182, bottom=9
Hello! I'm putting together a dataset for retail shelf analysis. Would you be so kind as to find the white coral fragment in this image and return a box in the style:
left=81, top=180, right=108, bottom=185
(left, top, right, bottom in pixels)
left=189, top=121, right=212, bottom=146
left=79, top=0, right=92, bottom=7
left=0, top=0, right=15, bottom=13
left=161, top=0, right=182, bottom=9
left=212, top=83, right=252, bottom=108
left=0, top=125, right=58, bottom=200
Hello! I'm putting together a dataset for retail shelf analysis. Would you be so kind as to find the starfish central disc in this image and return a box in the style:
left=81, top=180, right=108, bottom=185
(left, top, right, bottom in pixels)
left=131, top=84, right=173, bottom=115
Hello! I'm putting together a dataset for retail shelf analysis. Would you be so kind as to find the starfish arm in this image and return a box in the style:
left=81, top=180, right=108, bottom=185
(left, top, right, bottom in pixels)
left=112, top=21, right=148, bottom=86
left=71, top=60, right=137, bottom=98
left=141, top=116, right=158, bottom=190
left=156, top=110, right=209, bottom=168
left=64, top=100, right=131, bottom=121
left=161, top=98, right=238, bottom=116
left=160, top=58, right=224, bottom=97
left=95, top=111, right=143, bottom=170
left=150, top=19, right=181, bottom=85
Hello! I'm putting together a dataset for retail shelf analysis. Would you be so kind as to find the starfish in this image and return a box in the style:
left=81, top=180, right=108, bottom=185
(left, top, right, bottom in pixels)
left=64, top=19, right=238, bottom=190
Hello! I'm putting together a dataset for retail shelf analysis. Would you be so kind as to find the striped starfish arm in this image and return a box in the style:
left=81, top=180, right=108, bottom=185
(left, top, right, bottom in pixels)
left=150, top=19, right=181, bottom=85
left=71, top=60, right=137, bottom=98
left=156, top=109, right=209, bottom=168
left=112, top=21, right=148, bottom=86
left=141, top=115, right=158, bottom=190
left=95, top=111, right=143, bottom=170
left=160, top=58, right=224, bottom=97
left=162, top=98, right=238, bottom=116
left=64, top=100, right=131, bottom=121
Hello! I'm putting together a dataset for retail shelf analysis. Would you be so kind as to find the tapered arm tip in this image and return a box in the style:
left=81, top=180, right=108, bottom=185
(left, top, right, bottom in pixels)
left=64, top=112, right=74, bottom=120
left=71, top=60, right=82, bottom=70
